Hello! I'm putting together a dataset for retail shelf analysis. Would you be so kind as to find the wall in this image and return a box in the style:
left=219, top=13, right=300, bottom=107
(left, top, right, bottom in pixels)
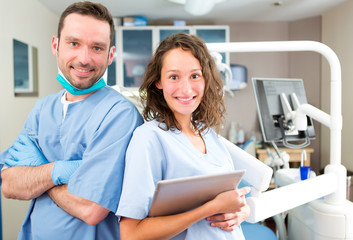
left=322, top=1, right=353, bottom=172
left=288, top=17, right=322, bottom=173
left=0, top=0, right=60, bottom=238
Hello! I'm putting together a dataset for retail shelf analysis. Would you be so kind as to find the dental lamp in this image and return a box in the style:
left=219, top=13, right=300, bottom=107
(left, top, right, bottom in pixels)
left=279, top=92, right=311, bottom=148
left=210, top=51, right=233, bottom=97
left=208, top=41, right=353, bottom=239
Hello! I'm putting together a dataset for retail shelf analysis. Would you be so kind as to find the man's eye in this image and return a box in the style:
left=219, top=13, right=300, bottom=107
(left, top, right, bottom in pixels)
left=70, top=42, right=78, bottom=47
left=94, top=47, right=103, bottom=51
left=170, top=75, right=177, bottom=80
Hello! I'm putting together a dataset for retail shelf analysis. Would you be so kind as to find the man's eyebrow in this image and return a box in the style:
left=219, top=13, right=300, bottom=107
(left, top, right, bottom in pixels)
left=64, top=36, right=79, bottom=42
left=92, top=42, right=108, bottom=48
left=63, top=37, right=108, bottom=48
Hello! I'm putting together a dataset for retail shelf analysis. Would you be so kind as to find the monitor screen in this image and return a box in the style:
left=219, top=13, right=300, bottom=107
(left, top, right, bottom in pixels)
left=252, top=77, right=315, bottom=144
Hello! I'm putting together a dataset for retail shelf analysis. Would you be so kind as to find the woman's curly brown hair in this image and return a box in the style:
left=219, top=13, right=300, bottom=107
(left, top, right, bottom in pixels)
left=140, top=33, right=225, bottom=134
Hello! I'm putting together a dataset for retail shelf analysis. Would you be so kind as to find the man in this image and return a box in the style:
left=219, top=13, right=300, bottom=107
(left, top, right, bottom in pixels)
left=0, top=2, right=143, bottom=239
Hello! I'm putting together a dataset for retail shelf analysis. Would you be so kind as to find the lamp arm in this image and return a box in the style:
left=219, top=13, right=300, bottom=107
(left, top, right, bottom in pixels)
left=295, top=103, right=332, bottom=129
left=246, top=173, right=337, bottom=223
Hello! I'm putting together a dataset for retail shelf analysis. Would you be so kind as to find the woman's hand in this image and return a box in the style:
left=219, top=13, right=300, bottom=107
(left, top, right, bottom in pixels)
left=205, top=186, right=250, bottom=230
left=211, top=187, right=250, bottom=213
left=206, top=204, right=250, bottom=231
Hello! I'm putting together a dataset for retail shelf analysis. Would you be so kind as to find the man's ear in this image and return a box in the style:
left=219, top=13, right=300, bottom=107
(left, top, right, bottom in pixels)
left=51, top=36, right=59, bottom=56
left=108, top=46, right=115, bottom=65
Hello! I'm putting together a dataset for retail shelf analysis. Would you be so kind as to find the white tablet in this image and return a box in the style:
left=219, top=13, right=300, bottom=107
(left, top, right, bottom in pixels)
left=148, top=170, right=246, bottom=217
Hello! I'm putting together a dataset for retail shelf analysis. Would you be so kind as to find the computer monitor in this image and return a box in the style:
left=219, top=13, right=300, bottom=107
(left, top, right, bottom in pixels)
left=252, top=77, right=315, bottom=148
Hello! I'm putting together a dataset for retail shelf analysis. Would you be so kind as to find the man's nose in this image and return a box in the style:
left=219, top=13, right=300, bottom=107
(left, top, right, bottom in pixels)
left=77, top=46, right=91, bottom=66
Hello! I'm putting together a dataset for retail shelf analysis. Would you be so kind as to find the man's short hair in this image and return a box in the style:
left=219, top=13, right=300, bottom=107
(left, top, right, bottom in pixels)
left=57, top=1, right=115, bottom=46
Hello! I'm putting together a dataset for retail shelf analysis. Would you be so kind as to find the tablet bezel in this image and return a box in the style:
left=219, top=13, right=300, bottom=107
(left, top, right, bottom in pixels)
left=148, top=170, right=246, bottom=217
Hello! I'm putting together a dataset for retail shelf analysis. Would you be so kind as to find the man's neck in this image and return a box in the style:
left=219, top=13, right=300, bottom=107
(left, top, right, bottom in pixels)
left=65, top=91, right=96, bottom=102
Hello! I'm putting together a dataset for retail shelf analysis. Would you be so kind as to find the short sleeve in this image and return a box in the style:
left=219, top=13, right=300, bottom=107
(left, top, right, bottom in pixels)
left=116, top=124, right=165, bottom=219
left=68, top=101, right=143, bottom=212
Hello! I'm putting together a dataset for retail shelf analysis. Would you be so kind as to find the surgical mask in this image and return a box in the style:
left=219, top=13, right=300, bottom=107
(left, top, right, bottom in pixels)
left=56, top=69, right=106, bottom=95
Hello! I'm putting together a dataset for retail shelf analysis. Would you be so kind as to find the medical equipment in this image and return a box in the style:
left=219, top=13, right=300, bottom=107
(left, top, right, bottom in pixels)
left=210, top=51, right=233, bottom=96
left=264, top=149, right=290, bottom=169
left=252, top=77, right=316, bottom=149
left=209, top=41, right=353, bottom=240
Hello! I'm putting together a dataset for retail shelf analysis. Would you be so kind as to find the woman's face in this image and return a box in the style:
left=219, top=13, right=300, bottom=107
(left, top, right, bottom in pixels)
left=156, top=48, right=205, bottom=122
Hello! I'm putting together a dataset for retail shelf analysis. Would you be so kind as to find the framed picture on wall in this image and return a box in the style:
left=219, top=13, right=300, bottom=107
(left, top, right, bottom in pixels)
left=13, top=39, right=38, bottom=96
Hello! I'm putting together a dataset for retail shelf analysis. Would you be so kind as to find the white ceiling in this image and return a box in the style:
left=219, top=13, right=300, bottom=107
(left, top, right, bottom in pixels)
left=39, top=0, right=348, bottom=23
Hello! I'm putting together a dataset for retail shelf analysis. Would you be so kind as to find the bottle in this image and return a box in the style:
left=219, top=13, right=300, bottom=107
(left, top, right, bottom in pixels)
left=228, top=122, right=237, bottom=144
left=250, top=131, right=256, bottom=142
left=237, top=123, right=245, bottom=148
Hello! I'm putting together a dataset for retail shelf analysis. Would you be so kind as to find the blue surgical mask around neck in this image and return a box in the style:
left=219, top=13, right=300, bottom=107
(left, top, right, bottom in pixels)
left=56, top=69, right=106, bottom=95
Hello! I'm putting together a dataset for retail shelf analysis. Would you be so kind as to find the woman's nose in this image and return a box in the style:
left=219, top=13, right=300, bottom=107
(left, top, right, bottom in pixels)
left=179, top=79, right=192, bottom=94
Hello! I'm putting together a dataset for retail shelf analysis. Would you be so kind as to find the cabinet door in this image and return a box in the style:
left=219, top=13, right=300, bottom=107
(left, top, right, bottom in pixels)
left=118, top=28, right=154, bottom=88
left=158, top=27, right=191, bottom=42
left=195, top=27, right=229, bottom=64
left=107, top=32, right=116, bottom=86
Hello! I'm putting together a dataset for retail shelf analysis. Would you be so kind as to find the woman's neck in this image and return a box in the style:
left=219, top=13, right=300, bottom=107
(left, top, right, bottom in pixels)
left=176, top=115, right=206, bottom=154
left=175, top=114, right=193, bottom=134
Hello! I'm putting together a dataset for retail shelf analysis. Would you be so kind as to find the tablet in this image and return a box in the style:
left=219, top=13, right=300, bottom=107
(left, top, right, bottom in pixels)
left=148, top=170, right=246, bottom=217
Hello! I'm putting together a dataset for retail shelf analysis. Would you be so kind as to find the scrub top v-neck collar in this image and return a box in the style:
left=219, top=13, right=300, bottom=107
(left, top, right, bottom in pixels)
left=177, top=130, right=207, bottom=156
left=60, top=91, right=84, bottom=121
left=170, top=128, right=225, bottom=166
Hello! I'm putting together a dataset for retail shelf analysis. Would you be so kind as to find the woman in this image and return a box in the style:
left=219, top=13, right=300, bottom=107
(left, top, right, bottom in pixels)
left=117, top=33, right=250, bottom=240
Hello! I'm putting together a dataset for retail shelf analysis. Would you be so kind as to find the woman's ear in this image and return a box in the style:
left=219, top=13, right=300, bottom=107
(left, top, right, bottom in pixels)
left=155, top=81, right=162, bottom=90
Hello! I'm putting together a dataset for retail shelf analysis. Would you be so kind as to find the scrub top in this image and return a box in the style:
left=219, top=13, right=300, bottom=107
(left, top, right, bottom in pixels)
left=0, top=87, right=143, bottom=240
left=117, top=120, right=245, bottom=240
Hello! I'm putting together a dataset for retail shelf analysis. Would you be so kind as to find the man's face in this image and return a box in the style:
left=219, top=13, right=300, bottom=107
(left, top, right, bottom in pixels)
left=52, top=13, right=115, bottom=90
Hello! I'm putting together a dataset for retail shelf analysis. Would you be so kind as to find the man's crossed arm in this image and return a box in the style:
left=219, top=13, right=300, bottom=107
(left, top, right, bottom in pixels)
left=1, top=134, right=109, bottom=224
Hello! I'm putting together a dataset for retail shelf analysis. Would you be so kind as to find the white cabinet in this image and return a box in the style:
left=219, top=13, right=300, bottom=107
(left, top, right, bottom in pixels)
left=116, top=27, right=155, bottom=88
left=110, top=25, right=229, bottom=89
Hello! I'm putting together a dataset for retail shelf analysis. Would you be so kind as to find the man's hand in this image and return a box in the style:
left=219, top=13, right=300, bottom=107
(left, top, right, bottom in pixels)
left=5, top=134, right=48, bottom=167
left=52, top=160, right=82, bottom=185
left=4, top=133, right=82, bottom=186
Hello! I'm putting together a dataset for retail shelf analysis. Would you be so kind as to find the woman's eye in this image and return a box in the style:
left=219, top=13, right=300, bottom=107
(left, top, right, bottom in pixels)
left=191, top=74, right=200, bottom=79
left=170, top=75, right=178, bottom=80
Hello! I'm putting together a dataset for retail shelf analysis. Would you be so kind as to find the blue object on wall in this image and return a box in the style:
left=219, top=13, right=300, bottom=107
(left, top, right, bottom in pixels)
left=230, top=64, right=247, bottom=90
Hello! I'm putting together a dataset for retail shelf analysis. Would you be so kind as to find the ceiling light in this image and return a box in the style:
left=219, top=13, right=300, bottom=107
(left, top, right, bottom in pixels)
left=273, top=1, right=283, bottom=7
left=168, top=0, right=227, bottom=16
